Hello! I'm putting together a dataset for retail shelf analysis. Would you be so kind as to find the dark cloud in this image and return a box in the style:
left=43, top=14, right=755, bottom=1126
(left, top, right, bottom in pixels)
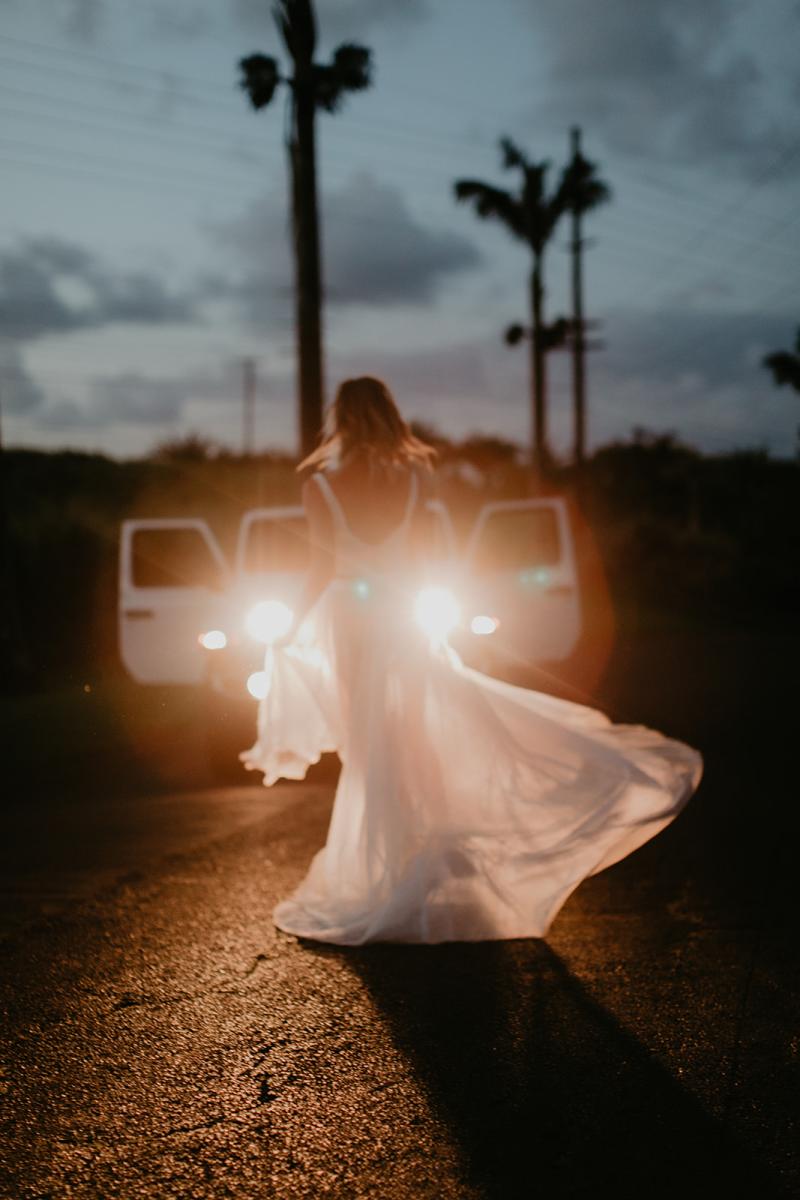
left=330, top=339, right=491, bottom=404
left=0, top=237, right=199, bottom=341
left=88, top=372, right=189, bottom=424
left=524, top=0, right=800, bottom=180
left=325, top=175, right=482, bottom=304
left=603, top=306, right=796, bottom=390
left=37, top=398, right=97, bottom=430
left=211, top=172, right=481, bottom=327
left=35, top=362, right=245, bottom=431
left=0, top=344, right=46, bottom=416
left=37, top=373, right=190, bottom=431
left=17, top=307, right=798, bottom=456
left=61, top=0, right=104, bottom=40
left=582, top=306, right=800, bottom=454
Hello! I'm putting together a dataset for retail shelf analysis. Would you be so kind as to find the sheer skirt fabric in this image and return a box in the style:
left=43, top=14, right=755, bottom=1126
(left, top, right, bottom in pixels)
left=241, top=575, right=703, bottom=945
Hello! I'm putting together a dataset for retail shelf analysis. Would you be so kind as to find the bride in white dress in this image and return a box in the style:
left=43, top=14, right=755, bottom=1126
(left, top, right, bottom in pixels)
left=241, top=377, right=703, bottom=945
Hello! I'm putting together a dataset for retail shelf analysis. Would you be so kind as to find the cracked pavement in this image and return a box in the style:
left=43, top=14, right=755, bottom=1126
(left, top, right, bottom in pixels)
left=1, top=629, right=798, bottom=1197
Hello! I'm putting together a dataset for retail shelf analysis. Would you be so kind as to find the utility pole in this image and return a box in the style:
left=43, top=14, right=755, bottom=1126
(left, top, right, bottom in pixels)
left=569, top=126, right=587, bottom=466
left=242, top=356, right=256, bottom=456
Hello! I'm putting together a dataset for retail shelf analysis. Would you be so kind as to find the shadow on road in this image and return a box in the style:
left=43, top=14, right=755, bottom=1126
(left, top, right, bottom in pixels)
left=311, top=938, right=785, bottom=1199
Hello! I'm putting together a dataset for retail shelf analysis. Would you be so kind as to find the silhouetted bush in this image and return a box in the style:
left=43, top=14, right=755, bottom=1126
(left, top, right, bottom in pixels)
left=2, top=435, right=797, bottom=689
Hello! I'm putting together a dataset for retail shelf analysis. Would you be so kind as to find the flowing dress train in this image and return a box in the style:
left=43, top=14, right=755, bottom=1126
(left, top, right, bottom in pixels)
left=241, top=471, right=703, bottom=945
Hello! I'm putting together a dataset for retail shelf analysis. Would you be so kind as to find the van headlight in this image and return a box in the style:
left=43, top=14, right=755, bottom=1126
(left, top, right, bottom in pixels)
left=246, top=670, right=269, bottom=699
left=245, top=600, right=293, bottom=644
left=470, top=615, right=498, bottom=636
left=414, top=586, right=460, bottom=640
left=199, top=629, right=227, bottom=650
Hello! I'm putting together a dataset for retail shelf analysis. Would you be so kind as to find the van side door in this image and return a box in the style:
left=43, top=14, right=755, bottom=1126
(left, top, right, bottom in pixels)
left=119, top=518, right=229, bottom=684
left=464, top=498, right=581, bottom=664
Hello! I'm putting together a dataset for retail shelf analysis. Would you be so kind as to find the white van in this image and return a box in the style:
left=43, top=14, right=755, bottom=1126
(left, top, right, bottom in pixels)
left=119, top=496, right=581, bottom=707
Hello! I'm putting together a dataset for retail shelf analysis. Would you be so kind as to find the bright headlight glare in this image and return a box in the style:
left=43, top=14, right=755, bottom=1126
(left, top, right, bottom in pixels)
left=415, top=586, right=460, bottom=640
left=199, top=629, right=227, bottom=650
left=245, top=600, right=293, bottom=644
left=471, top=615, right=498, bottom=636
left=246, top=670, right=269, bottom=700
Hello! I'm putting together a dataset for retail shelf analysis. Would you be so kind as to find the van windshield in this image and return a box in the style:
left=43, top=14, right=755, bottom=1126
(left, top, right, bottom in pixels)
left=473, top=507, right=561, bottom=573
left=243, top=517, right=309, bottom=574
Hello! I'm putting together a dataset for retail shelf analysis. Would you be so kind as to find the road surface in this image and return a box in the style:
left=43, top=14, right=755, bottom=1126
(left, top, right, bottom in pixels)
left=1, top=629, right=797, bottom=1197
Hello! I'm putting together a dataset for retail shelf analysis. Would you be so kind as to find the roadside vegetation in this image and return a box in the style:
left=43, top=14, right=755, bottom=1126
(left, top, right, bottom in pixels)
left=2, top=430, right=798, bottom=692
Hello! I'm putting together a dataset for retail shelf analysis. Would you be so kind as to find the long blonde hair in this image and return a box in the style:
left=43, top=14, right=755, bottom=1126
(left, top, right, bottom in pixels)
left=298, top=376, right=436, bottom=473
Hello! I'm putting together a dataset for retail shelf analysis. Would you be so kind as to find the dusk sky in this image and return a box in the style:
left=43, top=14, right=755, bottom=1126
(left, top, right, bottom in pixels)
left=1, top=0, right=798, bottom=459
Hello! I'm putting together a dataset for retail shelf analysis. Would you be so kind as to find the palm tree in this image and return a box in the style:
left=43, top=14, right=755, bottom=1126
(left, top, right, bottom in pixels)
left=763, top=326, right=800, bottom=393
left=763, top=325, right=800, bottom=453
left=560, top=128, right=611, bottom=464
left=455, top=138, right=570, bottom=473
left=239, top=1, right=371, bottom=456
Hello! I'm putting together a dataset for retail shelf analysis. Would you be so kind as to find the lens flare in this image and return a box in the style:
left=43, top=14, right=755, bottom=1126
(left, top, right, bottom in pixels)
left=519, top=567, right=551, bottom=588
left=246, top=670, right=269, bottom=700
left=470, top=615, right=498, bottom=636
left=199, top=629, right=227, bottom=650
left=245, top=600, right=293, bottom=644
left=415, top=586, right=460, bottom=640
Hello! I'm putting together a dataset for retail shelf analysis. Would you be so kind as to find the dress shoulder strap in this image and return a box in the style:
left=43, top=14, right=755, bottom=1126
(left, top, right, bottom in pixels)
left=402, top=469, right=419, bottom=528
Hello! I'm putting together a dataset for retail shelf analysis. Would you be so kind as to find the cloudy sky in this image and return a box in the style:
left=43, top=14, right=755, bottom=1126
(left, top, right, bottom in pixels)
left=1, top=0, right=798, bottom=458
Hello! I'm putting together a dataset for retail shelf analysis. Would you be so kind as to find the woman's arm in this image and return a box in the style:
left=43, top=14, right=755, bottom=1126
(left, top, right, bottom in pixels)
left=278, top=477, right=335, bottom=643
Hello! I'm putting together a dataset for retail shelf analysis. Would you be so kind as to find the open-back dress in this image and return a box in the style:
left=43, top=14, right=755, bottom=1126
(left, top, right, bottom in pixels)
left=241, top=469, right=702, bottom=945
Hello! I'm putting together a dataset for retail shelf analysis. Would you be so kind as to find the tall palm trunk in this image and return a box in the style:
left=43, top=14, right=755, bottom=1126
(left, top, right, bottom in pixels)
left=530, top=254, right=546, bottom=475
left=291, top=72, right=324, bottom=457
left=571, top=198, right=586, bottom=466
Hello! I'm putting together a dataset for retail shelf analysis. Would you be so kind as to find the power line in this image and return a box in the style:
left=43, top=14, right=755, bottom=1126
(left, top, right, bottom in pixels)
left=0, top=132, right=257, bottom=197
left=4, top=90, right=798, bottom=270
left=648, top=140, right=800, bottom=299
left=0, top=122, right=521, bottom=236
left=2, top=137, right=794, bottom=316
left=0, top=93, right=474, bottom=195
left=0, top=84, right=280, bottom=162
left=1, top=46, right=796, bottom=232
left=0, top=51, right=239, bottom=117
left=0, top=31, right=240, bottom=98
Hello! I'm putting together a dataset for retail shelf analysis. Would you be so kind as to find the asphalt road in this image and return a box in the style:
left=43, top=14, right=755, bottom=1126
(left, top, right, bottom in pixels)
left=1, top=628, right=797, bottom=1198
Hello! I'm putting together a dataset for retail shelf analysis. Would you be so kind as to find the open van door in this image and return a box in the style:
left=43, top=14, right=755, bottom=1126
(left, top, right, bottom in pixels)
left=235, top=506, right=307, bottom=583
left=119, top=518, right=229, bottom=684
left=234, top=500, right=456, bottom=590
left=464, top=498, right=581, bottom=664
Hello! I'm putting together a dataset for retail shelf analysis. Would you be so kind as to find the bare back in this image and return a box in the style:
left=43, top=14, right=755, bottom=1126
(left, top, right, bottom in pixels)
left=323, top=456, right=426, bottom=546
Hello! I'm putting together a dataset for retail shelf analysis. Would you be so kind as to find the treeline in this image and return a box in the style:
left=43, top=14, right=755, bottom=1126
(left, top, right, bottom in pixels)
left=2, top=432, right=798, bottom=689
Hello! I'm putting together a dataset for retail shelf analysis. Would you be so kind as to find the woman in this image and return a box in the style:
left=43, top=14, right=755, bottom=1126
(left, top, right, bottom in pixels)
left=241, top=376, right=702, bottom=945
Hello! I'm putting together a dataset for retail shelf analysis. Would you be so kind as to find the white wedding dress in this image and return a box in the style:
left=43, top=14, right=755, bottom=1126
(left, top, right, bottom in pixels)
left=241, top=471, right=702, bottom=945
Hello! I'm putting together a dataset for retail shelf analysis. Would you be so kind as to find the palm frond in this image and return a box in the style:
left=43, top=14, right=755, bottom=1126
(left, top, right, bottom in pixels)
left=521, top=161, right=549, bottom=210
left=519, top=163, right=563, bottom=249
left=314, top=44, right=371, bottom=111
left=332, top=44, right=371, bottom=91
left=453, top=179, right=527, bottom=241
left=239, top=54, right=281, bottom=109
left=555, top=152, right=611, bottom=216
left=763, top=350, right=800, bottom=392
left=500, top=137, right=529, bottom=172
